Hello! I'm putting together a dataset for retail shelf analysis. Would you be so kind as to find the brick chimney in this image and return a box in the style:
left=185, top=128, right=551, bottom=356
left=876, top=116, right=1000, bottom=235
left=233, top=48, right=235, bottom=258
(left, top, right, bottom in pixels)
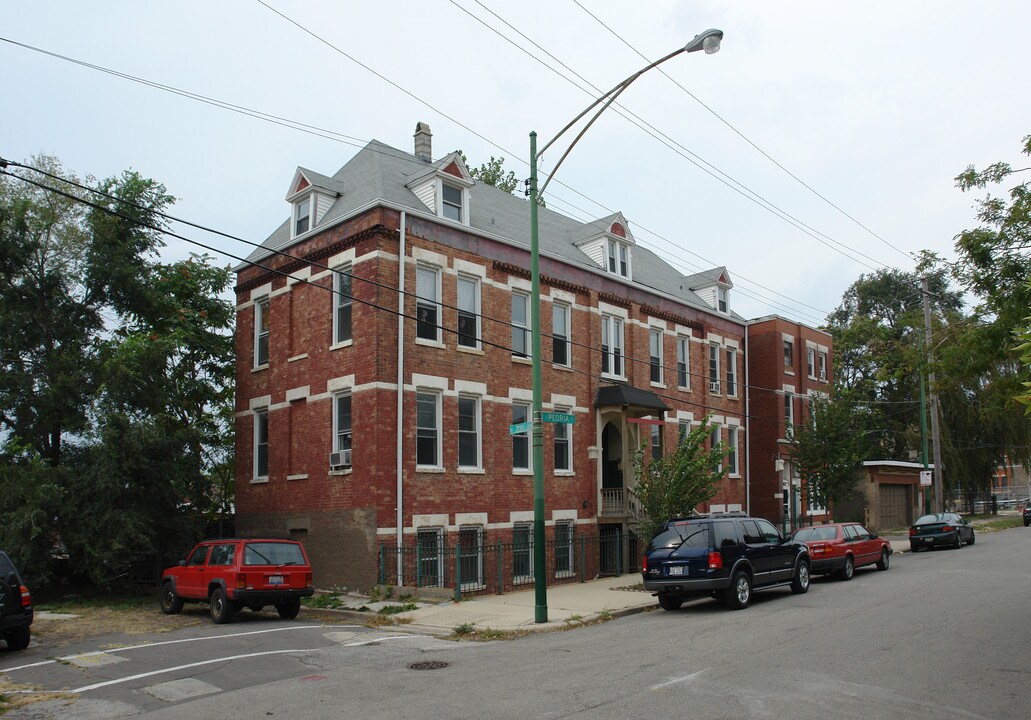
left=414, top=122, right=432, bottom=162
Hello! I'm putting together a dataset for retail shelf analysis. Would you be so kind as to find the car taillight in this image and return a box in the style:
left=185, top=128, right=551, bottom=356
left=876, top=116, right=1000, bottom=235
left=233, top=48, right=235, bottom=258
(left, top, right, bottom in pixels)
left=707, top=551, right=723, bottom=570
left=909, top=527, right=917, bottom=536
left=20, top=585, right=31, bottom=607
left=305, top=572, right=313, bottom=588
left=641, top=555, right=648, bottom=572
left=941, top=525, right=954, bottom=533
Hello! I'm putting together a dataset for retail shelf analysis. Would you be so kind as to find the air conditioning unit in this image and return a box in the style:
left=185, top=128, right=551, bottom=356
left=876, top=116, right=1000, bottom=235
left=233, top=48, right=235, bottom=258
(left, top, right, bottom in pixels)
left=329, top=449, right=352, bottom=468
left=709, top=381, right=720, bottom=394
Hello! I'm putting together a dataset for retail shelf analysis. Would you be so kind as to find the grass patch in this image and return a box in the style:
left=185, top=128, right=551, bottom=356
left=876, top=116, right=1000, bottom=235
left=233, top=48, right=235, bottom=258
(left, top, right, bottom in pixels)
left=0, top=678, right=73, bottom=715
left=377, top=603, right=418, bottom=615
left=302, top=593, right=348, bottom=610
left=977, top=516, right=1024, bottom=531
left=446, top=623, right=522, bottom=641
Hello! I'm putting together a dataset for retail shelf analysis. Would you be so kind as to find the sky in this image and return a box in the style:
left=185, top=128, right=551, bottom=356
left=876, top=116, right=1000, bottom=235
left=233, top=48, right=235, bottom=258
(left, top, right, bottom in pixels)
left=2, top=1, right=1029, bottom=327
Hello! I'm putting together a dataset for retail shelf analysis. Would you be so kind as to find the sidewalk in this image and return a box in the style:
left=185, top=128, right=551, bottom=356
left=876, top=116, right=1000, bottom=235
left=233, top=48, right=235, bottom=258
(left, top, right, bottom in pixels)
left=395, top=574, right=656, bottom=636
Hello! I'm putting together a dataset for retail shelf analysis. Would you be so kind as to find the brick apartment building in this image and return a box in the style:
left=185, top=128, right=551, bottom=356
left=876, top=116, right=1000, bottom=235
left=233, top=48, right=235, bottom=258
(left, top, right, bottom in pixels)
left=234, top=123, right=823, bottom=591
left=746, top=316, right=833, bottom=529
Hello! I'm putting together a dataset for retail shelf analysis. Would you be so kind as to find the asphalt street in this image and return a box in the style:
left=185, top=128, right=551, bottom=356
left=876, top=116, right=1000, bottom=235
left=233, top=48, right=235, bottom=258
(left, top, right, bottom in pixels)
left=4, top=526, right=1031, bottom=719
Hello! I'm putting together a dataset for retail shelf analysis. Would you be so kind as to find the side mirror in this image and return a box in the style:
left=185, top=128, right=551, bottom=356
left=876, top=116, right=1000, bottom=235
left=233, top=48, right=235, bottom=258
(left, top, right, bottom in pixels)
left=869, top=533, right=879, bottom=539
left=178, top=560, right=186, bottom=567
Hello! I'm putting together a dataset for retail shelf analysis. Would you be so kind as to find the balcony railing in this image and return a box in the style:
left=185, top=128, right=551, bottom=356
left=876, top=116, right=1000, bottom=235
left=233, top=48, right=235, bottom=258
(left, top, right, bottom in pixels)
left=600, top=487, right=642, bottom=518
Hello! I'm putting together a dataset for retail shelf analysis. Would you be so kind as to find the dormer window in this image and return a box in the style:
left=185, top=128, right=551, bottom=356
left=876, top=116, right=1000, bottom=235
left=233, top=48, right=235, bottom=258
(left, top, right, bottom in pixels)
left=294, top=195, right=312, bottom=236
left=442, top=183, right=463, bottom=221
left=718, top=287, right=729, bottom=313
left=606, top=239, right=630, bottom=279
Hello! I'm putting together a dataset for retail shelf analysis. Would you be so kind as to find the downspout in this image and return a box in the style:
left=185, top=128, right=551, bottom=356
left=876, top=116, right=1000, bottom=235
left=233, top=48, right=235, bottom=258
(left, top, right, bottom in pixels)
left=744, top=325, right=751, bottom=515
left=396, top=212, right=406, bottom=587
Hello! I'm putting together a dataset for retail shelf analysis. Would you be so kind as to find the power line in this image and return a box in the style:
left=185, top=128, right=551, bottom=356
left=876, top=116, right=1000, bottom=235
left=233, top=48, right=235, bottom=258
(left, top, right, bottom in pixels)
left=571, top=0, right=915, bottom=264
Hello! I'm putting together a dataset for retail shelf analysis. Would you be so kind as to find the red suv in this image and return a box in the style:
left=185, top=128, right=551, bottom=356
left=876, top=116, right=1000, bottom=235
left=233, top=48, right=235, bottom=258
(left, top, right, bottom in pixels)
left=160, top=539, right=314, bottom=624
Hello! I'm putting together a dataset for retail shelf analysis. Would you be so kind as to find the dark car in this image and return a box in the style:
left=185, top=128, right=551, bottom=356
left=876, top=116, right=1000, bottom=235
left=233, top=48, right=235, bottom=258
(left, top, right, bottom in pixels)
left=0, top=550, right=33, bottom=651
left=160, top=539, right=314, bottom=624
left=909, top=513, right=975, bottom=551
left=1023, top=504, right=1031, bottom=527
left=642, top=514, right=811, bottom=610
left=792, top=523, right=893, bottom=579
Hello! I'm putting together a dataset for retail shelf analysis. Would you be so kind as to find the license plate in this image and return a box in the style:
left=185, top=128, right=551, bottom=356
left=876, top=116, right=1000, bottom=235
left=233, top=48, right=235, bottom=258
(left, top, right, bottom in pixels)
left=668, top=566, right=685, bottom=576
left=924, top=537, right=934, bottom=543
left=268, top=575, right=284, bottom=584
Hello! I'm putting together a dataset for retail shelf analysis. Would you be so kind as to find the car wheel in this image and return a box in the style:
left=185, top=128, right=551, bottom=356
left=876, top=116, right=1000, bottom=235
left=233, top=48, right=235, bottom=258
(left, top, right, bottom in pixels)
left=210, top=588, right=235, bottom=624
left=838, top=555, right=854, bottom=581
left=967, top=531, right=975, bottom=546
left=909, top=543, right=920, bottom=553
left=159, top=583, right=184, bottom=615
left=5, top=626, right=30, bottom=651
left=724, top=571, right=752, bottom=610
left=276, top=599, right=301, bottom=620
left=876, top=548, right=890, bottom=571
left=952, top=532, right=962, bottom=549
left=791, top=561, right=811, bottom=594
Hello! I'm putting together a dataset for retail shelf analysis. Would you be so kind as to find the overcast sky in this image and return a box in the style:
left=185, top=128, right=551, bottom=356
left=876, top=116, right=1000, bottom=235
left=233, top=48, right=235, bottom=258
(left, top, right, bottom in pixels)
left=3, top=1, right=1029, bottom=326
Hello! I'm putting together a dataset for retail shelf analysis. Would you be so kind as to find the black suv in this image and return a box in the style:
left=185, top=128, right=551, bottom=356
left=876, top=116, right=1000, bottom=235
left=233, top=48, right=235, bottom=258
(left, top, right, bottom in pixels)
left=642, top=514, right=811, bottom=610
left=1023, top=503, right=1030, bottom=527
left=0, top=551, right=33, bottom=651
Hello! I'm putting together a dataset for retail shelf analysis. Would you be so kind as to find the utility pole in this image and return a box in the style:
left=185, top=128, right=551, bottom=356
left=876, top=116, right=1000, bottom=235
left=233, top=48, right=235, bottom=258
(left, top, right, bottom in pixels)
left=921, top=276, right=945, bottom=513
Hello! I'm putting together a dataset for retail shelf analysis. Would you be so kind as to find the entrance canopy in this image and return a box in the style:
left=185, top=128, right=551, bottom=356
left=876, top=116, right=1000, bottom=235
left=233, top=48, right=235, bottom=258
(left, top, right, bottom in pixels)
left=594, top=384, right=669, bottom=413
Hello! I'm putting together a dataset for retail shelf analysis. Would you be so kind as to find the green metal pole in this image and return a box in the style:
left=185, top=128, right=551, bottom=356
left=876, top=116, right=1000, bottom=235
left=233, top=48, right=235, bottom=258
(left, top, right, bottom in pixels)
left=529, top=131, right=548, bottom=623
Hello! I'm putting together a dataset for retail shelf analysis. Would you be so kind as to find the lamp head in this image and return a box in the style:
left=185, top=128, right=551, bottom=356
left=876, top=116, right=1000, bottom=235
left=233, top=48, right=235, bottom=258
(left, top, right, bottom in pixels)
left=685, top=28, right=723, bottom=54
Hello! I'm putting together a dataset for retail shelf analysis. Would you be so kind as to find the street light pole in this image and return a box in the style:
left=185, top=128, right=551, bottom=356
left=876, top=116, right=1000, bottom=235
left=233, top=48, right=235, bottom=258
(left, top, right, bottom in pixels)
left=527, top=28, right=723, bottom=623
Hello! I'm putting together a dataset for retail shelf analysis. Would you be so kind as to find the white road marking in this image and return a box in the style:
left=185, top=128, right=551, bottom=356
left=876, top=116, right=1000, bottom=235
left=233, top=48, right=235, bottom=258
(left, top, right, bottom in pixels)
left=650, top=668, right=711, bottom=691
left=0, top=624, right=354, bottom=674
left=342, top=635, right=418, bottom=646
left=71, top=648, right=313, bottom=693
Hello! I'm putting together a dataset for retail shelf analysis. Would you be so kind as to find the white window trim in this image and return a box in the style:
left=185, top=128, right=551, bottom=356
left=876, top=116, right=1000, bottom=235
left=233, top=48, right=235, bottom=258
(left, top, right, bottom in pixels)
left=552, top=301, right=571, bottom=368
left=727, top=426, right=739, bottom=477
left=512, top=522, right=534, bottom=584
left=708, top=342, right=721, bottom=395
left=415, top=264, right=443, bottom=346
left=333, top=264, right=353, bottom=346
left=457, top=394, right=482, bottom=470
left=457, top=274, right=481, bottom=351
left=554, top=520, right=575, bottom=578
left=254, top=296, right=270, bottom=368
left=726, top=347, right=738, bottom=397
left=676, top=335, right=691, bottom=390
left=438, top=178, right=470, bottom=225
left=416, top=389, right=443, bottom=470
left=601, top=313, right=625, bottom=379
left=253, top=408, right=269, bottom=481
left=292, top=194, right=313, bottom=238
left=512, top=401, right=533, bottom=473
left=649, top=327, right=664, bottom=386
left=553, top=405, right=573, bottom=475
left=511, top=290, right=531, bottom=360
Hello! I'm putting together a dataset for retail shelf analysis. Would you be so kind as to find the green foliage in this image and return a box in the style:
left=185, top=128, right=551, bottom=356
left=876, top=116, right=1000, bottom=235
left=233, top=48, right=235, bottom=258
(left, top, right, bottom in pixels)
left=633, top=418, right=727, bottom=540
left=0, top=156, right=234, bottom=588
left=466, top=154, right=519, bottom=194
left=789, top=397, right=865, bottom=509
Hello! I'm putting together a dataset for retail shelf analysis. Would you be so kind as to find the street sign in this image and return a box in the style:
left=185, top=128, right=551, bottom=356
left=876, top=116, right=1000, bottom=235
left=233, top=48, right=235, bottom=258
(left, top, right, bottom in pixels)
left=509, top=421, right=532, bottom=435
left=541, top=412, right=575, bottom=424
left=920, top=470, right=932, bottom=486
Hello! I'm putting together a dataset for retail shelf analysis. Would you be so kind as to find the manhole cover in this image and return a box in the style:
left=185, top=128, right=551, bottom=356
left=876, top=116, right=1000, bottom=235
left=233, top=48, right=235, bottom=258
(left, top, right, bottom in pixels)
left=408, top=660, right=449, bottom=671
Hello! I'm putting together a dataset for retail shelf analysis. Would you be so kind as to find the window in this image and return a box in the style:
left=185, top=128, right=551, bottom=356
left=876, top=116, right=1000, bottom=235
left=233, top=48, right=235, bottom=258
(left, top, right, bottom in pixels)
left=710, top=424, right=722, bottom=472
left=254, top=297, right=270, bottom=366
left=334, top=392, right=352, bottom=464
left=606, top=240, right=629, bottom=278
left=676, top=336, right=690, bottom=388
left=457, top=275, right=480, bottom=349
left=756, top=519, right=782, bottom=543
left=416, top=391, right=440, bottom=467
left=512, top=402, right=530, bottom=470
left=740, top=520, right=764, bottom=545
left=254, top=408, right=269, bottom=479
left=717, top=287, right=728, bottom=313
left=649, top=328, right=663, bottom=384
left=208, top=544, right=236, bottom=566
left=458, top=395, right=481, bottom=469
left=511, top=292, right=530, bottom=358
left=650, top=422, right=663, bottom=461
left=601, top=314, right=624, bottom=376
left=726, top=348, right=737, bottom=396
left=513, top=523, right=533, bottom=583
left=417, top=528, right=443, bottom=587
left=784, top=338, right=794, bottom=367
left=458, top=526, right=483, bottom=589
left=441, top=183, right=463, bottom=221
left=727, top=426, right=739, bottom=475
left=187, top=545, right=210, bottom=566
left=708, top=343, right=720, bottom=394
left=807, top=348, right=816, bottom=378
left=555, top=521, right=574, bottom=577
left=784, top=393, right=794, bottom=438
left=334, top=265, right=352, bottom=344
left=679, top=420, right=689, bottom=443
left=553, top=406, right=572, bottom=472
left=819, top=351, right=827, bottom=381
left=294, top=196, right=311, bottom=236
left=416, top=266, right=441, bottom=342
left=552, top=302, right=570, bottom=366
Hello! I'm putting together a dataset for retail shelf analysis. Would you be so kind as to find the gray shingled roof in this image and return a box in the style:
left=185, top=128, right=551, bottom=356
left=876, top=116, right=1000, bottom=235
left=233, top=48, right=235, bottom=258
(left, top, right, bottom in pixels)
left=243, top=139, right=741, bottom=320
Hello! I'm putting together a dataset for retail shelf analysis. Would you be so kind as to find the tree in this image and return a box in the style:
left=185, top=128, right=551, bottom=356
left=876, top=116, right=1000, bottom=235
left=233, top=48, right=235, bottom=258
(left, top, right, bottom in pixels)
left=467, top=155, right=519, bottom=194
left=633, top=419, right=728, bottom=540
left=0, top=157, right=234, bottom=586
left=789, top=397, right=867, bottom=511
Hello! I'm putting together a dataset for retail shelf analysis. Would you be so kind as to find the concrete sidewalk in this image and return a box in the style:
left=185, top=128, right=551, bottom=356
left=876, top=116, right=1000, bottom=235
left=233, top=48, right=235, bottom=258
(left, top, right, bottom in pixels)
left=395, top=574, right=656, bottom=635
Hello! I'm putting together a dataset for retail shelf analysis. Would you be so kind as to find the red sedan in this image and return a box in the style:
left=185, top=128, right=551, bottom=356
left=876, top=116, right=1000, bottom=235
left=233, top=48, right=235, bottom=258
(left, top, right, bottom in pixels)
left=791, top=523, right=892, bottom=580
